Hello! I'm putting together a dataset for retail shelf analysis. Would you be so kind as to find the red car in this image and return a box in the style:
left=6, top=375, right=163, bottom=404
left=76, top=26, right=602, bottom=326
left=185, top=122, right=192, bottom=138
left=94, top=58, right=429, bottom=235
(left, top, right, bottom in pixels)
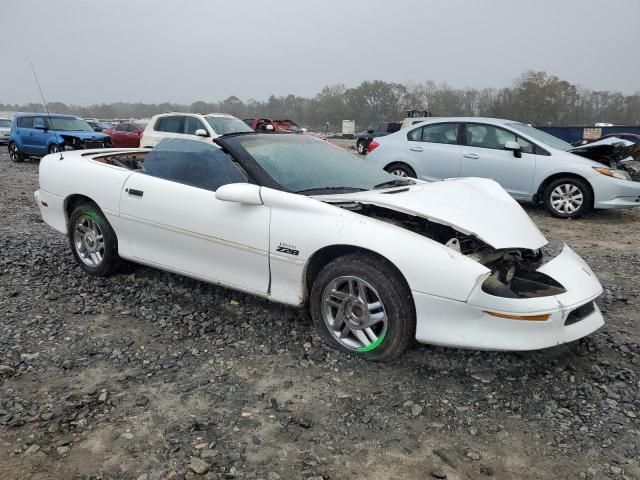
left=103, top=122, right=147, bottom=148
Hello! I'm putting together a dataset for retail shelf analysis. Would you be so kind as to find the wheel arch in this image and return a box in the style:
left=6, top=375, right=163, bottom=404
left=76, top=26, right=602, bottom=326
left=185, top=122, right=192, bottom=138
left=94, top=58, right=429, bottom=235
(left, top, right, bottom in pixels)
left=384, top=161, right=417, bottom=177
left=303, top=244, right=414, bottom=312
left=64, top=194, right=103, bottom=228
left=535, top=172, right=594, bottom=207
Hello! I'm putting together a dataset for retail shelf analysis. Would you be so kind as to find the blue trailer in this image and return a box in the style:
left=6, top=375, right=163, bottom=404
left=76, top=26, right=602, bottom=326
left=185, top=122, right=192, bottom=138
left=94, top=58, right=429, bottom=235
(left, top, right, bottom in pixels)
left=536, top=125, right=640, bottom=144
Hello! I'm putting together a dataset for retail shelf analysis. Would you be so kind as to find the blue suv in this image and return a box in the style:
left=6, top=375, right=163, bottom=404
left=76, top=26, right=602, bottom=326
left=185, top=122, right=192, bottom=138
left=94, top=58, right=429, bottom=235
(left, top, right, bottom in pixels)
left=8, top=113, right=111, bottom=162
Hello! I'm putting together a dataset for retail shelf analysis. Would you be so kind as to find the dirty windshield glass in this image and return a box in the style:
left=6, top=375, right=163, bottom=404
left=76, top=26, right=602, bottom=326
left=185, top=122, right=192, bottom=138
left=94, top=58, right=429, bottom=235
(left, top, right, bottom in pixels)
left=507, top=123, right=572, bottom=151
left=47, top=117, right=94, bottom=132
left=206, top=116, right=253, bottom=135
left=234, top=134, right=412, bottom=194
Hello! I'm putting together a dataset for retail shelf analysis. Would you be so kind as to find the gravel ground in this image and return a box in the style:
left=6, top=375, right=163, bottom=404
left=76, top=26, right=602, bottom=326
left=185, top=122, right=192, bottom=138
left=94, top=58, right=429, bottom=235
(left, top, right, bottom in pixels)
left=1, top=149, right=639, bottom=480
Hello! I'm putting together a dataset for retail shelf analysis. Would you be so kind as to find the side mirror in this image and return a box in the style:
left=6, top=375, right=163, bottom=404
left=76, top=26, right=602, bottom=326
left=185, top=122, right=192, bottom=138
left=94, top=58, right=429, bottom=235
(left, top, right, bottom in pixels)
left=504, top=140, right=522, bottom=158
left=215, top=183, right=262, bottom=205
left=265, top=124, right=275, bottom=131
left=195, top=129, right=209, bottom=137
left=367, top=129, right=374, bottom=134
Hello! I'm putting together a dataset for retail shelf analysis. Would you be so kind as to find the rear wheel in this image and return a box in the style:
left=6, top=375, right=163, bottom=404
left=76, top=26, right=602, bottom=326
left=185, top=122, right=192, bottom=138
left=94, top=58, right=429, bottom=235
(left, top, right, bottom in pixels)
left=543, top=177, right=592, bottom=218
left=385, top=163, right=416, bottom=178
left=68, top=202, right=122, bottom=276
left=8, top=142, right=24, bottom=163
left=310, top=253, right=415, bottom=362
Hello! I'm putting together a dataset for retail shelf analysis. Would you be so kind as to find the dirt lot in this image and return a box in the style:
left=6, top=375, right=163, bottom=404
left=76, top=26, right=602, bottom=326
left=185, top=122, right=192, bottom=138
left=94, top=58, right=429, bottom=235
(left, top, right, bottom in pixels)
left=0, top=149, right=639, bottom=480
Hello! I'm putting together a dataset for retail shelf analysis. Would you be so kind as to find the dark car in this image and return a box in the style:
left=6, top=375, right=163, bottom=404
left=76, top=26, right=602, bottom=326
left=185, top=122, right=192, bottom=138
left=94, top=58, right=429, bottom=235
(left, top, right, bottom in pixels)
left=86, top=120, right=112, bottom=132
left=356, top=122, right=401, bottom=154
left=8, top=113, right=111, bottom=162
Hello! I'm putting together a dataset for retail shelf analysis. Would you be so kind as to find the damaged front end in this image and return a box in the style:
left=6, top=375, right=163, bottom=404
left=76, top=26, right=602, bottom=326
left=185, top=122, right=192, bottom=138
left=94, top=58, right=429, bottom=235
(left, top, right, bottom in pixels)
left=60, top=134, right=111, bottom=151
left=570, top=140, right=640, bottom=182
left=339, top=203, right=566, bottom=299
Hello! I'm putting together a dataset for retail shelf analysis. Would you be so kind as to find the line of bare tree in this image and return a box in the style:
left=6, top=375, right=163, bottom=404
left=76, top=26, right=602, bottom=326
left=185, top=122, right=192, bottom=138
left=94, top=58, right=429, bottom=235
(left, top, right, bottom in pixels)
left=2, top=71, right=638, bottom=132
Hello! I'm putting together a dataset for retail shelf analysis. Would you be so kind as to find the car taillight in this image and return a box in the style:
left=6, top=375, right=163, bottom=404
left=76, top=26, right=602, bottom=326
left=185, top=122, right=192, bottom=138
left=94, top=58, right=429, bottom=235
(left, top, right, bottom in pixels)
left=368, top=139, right=380, bottom=152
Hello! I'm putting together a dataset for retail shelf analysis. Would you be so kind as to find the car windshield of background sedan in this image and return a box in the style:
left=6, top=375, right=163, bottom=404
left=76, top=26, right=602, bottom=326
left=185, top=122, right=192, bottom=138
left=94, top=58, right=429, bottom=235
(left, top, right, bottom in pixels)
left=206, top=116, right=253, bottom=135
left=507, top=123, right=572, bottom=151
left=48, top=117, right=94, bottom=132
left=236, top=134, right=413, bottom=194
left=0, top=119, right=11, bottom=128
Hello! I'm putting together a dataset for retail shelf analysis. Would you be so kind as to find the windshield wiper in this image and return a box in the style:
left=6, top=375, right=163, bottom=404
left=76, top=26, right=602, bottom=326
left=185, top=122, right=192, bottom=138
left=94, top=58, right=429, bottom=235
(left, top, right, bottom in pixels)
left=295, top=186, right=367, bottom=195
left=373, top=178, right=415, bottom=189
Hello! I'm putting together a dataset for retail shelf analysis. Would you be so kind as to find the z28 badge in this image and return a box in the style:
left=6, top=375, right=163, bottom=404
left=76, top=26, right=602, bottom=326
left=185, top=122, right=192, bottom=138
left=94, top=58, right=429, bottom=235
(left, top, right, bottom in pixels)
left=276, top=243, right=299, bottom=256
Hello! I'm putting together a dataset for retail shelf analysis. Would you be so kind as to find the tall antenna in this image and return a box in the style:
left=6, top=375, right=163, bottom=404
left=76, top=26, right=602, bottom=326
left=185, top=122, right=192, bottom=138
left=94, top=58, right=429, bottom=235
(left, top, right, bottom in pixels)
left=30, top=62, right=63, bottom=159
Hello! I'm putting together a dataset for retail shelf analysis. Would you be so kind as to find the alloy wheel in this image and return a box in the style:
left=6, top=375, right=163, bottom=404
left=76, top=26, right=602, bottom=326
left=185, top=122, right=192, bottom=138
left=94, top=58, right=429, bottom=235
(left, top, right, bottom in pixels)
left=9, top=143, right=20, bottom=161
left=73, top=214, right=105, bottom=267
left=390, top=169, right=408, bottom=177
left=550, top=183, right=584, bottom=214
left=321, top=275, right=388, bottom=352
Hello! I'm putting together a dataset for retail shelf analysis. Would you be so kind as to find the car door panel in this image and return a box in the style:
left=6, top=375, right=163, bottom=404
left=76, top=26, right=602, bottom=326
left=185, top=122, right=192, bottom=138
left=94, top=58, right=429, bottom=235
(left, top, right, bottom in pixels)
left=406, top=123, right=462, bottom=181
left=460, top=124, right=536, bottom=199
left=119, top=172, right=271, bottom=294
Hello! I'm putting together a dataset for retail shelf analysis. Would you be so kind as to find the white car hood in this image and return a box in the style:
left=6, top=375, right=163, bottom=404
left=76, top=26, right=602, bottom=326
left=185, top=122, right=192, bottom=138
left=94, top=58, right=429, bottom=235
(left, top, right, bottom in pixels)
left=320, top=177, right=548, bottom=250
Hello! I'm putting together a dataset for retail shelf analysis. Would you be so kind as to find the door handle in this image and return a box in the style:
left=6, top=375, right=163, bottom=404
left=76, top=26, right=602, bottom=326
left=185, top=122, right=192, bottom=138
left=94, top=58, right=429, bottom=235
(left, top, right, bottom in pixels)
left=126, top=188, right=144, bottom=197
left=409, top=146, right=424, bottom=152
left=463, top=153, right=479, bottom=159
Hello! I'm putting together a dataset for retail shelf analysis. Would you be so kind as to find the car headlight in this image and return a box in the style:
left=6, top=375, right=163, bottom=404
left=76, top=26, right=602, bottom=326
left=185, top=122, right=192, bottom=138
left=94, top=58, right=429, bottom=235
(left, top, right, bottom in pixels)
left=593, top=166, right=631, bottom=181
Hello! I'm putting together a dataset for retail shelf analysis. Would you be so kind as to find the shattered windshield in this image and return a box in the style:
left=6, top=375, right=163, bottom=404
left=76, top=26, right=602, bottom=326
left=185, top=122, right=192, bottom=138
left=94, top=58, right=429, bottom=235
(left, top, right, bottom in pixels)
left=507, top=123, right=572, bottom=151
left=230, top=134, right=413, bottom=194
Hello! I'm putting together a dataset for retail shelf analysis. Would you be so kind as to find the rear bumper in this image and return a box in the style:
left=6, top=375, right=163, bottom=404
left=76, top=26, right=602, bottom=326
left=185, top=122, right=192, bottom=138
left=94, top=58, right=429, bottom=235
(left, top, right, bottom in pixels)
left=34, top=189, right=67, bottom=234
left=414, top=244, right=604, bottom=350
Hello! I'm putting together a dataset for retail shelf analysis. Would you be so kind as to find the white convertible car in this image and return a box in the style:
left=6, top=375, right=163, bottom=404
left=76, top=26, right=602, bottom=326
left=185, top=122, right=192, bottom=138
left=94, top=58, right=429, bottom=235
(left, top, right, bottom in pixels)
left=34, top=134, right=604, bottom=361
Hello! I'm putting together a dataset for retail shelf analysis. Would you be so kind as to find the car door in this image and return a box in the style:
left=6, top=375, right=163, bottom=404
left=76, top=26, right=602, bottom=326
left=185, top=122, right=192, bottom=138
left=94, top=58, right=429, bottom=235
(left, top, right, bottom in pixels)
left=460, top=123, right=537, bottom=199
left=16, top=116, right=36, bottom=152
left=110, top=123, right=129, bottom=147
left=31, top=116, right=51, bottom=154
left=406, top=122, right=462, bottom=181
left=118, top=140, right=271, bottom=294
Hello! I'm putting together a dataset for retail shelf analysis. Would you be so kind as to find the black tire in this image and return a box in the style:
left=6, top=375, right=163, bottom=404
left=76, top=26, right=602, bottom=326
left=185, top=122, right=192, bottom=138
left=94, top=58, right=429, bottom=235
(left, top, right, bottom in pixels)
left=49, top=143, right=63, bottom=154
left=385, top=162, right=416, bottom=178
left=310, top=253, right=415, bottom=362
left=356, top=141, right=367, bottom=155
left=68, top=202, right=122, bottom=276
left=8, top=142, right=24, bottom=163
left=543, top=177, right=593, bottom=219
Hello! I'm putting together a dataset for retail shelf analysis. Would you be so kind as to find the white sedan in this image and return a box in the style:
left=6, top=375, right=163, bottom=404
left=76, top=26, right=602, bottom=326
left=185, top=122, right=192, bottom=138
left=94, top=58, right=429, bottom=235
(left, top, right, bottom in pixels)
left=34, top=134, right=604, bottom=361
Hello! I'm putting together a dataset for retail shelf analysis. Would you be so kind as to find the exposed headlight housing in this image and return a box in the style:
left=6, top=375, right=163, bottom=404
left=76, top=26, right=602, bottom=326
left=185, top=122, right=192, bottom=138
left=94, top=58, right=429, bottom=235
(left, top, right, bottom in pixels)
left=593, top=166, right=631, bottom=181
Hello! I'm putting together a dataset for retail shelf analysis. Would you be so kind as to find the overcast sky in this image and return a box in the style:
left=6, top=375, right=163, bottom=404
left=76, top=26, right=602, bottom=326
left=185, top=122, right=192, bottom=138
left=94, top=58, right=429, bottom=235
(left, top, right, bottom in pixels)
left=1, top=0, right=638, bottom=105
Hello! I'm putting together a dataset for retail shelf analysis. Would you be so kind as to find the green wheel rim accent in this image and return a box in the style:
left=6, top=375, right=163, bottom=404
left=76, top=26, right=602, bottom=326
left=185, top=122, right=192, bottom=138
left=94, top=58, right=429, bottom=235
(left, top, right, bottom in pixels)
left=356, top=329, right=386, bottom=353
left=86, top=210, right=101, bottom=224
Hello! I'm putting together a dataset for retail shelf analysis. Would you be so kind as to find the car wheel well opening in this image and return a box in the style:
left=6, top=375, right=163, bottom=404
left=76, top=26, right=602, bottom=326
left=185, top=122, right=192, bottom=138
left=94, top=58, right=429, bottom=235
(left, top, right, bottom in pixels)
left=536, top=173, right=594, bottom=208
left=384, top=162, right=416, bottom=178
left=304, top=245, right=413, bottom=310
left=64, top=195, right=102, bottom=225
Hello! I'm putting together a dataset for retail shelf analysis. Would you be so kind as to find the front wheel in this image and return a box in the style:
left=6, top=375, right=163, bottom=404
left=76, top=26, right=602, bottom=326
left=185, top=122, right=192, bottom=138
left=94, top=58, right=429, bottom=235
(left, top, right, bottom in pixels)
left=356, top=141, right=367, bottom=155
left=49, top=143, right=63, bottom=154
left=310, top=253, right=416, bottom=362
left=543, top=177, right=593, bottom=218
left=8, top=143, right=24, bottom=163
left=68, top=203, right=122, bottom=276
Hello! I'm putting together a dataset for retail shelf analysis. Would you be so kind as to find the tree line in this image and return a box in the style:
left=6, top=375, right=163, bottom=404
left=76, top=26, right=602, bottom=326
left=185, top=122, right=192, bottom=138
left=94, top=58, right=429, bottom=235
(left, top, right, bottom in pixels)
left=2, top=71, right=638, bottom=132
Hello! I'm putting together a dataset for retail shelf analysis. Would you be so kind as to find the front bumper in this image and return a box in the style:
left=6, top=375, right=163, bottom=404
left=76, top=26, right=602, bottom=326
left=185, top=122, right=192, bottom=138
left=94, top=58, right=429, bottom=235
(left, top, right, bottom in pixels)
left=413, top=244, right=604, bottom=350
left=590, top=174, right=640, bottom=209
